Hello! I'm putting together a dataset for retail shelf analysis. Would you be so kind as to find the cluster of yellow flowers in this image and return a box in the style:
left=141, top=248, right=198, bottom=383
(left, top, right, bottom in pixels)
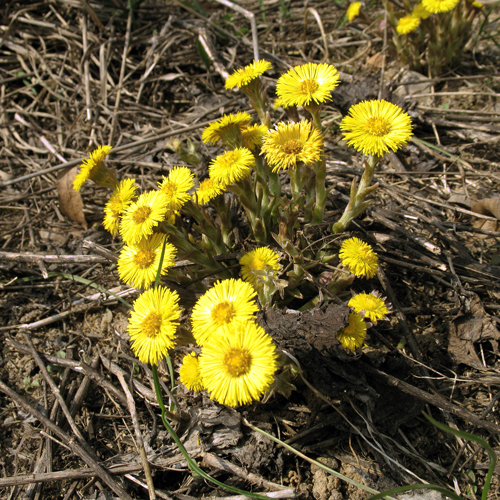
left=336, top=237, right=389, bottom=350
left=72, top=58, right=411, bottom=403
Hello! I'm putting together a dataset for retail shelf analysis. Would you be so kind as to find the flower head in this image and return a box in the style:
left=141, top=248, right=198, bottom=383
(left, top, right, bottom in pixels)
left=337, top=312, right=367, bottom=351
left=202, top=112, right=252, bottom=145
left=346, top=2, right=362, bottom=21
left=340, top=100, right=413, bottom=156
left=339, top=237, right=378, bottom=278
left=191, top=279, right=259, bottom=345
left=276, top=63, right=340, bottom=108
left=179, top=353, right=204, bottom=392
left=209, top=148, right=255, bottom=185
left=396, top=15, right=421, bottom=34
left=158, top=166, right=195, bottom=211
left=103, top=178, right=138, bottom=235
left=73, top=145, right=116, bottom=191
left=348, top=292, right=389, bottom=322
left=422, top=0, right=459, bottom=13
left=199, top=321, right=277, bottom=406
left=120, top=190, right=170, bottom=245
left=225, top=60, right=273, bottom=89
left=242, top=124, right=269, bottom=151
left=195, top=178, right=225, bottom=205
left=261, top=120, right=323, bottom=172
left=128, top=286, right=180, bottom=365
left=240, top=247, right=281, bottom=286
left=117, top=234, right=177, bottom=289
left=412, top=3, right=431, bottom=18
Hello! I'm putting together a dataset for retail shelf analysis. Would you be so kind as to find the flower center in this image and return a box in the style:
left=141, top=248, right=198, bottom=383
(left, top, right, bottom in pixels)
left=282, top=139, right=304, bottom=155
left=223, top=348, right=251, bottom=377
left=133, top=248, right=156, bottom=269
left=211, top=301, right=234, bottom=325
left=141, top=311, right=162, bottom=338
left=298, top=78, right=319, bottom=95
left=250, top=257, right=265, bottom=270
left=132, top=206, right=152, bottom=224
left=365, top=117, right=390, bottom=137
left=161, top=182, right=176, bottom=197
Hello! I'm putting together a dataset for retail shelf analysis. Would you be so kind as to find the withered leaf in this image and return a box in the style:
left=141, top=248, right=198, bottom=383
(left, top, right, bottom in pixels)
left=57, top=166, right=88, bottom=230
left=471, top=196, right=500, bottom=232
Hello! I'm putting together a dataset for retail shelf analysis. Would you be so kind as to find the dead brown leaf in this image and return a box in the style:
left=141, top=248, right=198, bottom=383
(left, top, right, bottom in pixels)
left=471, top=197, right=500, bottom=232
left=57, top=166, right=88, bottom=230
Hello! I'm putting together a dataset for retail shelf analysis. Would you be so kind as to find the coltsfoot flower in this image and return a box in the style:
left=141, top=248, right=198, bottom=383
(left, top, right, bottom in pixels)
left=225, top=60, right=273, bottom=89
left=195, top=178, right=225, bottom=205
left=73, top=145, right=115, bottom=191
left=103, top=178, right=138, bottom=235
left=396, top=15, right=421, bottom=34
left=198, top=321, right=277, bottom=406
left=117, top=234, right=177, bottom=289
left=179, top=352, right=204, bottom=392
left=340, top=100, right=413, bottom=156
left=337, top=312, right=367, bottom=351
left=412, top=3, right=431, bottom=18
left=158, top=166, right=194, bottom=211
left=242, top=124, right=268, bottom=150
left=128, top=286, right=180, bottom=365
left=202, top=112, right=252, bottom=145
left=422, top=0, right=459, bottom=13
left=339, top=237, right=378, bottom=279
left=346, top=2, right=362, bottom=21
left=209, top=148, right=255, bottom=185
left=348, top=292, right=389, bottom=322
left=240, top=247, right=281, bottom=286
left=191, top=279, right=259, bottom=345
left=261, top=120, right=323, bottom=172
left=120, top=190, right=170, bottom=245
left=276, top=63, right=340, bottom=108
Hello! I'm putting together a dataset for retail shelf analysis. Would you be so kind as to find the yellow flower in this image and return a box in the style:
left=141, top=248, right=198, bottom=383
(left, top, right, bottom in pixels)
left=128, top=286, right=180, bottom=365
left=346, top=2, right=362, bottom=21
left=191, top=278, right=259, bottom=346
left=73, top=145, right=116, bottom=191
left=276, top=63, right=340, bottom=108
left=240, top=247, right=281, bottom=286
left=422, top=0, right=459, bottom=13
left=209, top=148, right=255, bottom=185
left=261, top=120, right=323, bottom=172
left=471, top=1, right=483, bottom=8
left=396, top=15, right=421, bottom=34
left=198, top=321, right=277, bottom=406
left=242, top=124, right=269, bottom=151
left=195, top=178, right=225, bottom=205
left=348, top=292, right=389, bottom=322
left=179, top=353, right=204, bottom=392
left=117, top=234, right=177, bottom=289
left=158, top=166, right=195, bottom=211
left=202, top=112, right=252, bottom=145
left=337, top=312, right=367, bottom=351
left=412, top=3, right=431, bottom=18
left=225, top=60, right=273, bottom=89
left=120, top=190, right=170, bottom=245
left=340, top=100, right=413, bottom=156
left=103, top=178, right=138, bottom=236
left=339, top=237, right=378, bottom=278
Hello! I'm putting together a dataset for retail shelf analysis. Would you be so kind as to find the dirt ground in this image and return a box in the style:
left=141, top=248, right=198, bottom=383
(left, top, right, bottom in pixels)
left=1, top=0, right=500, bottom=499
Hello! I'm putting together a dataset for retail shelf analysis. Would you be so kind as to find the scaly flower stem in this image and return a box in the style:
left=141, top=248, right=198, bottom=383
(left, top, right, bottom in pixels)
left=331, top=155, right=379, bottom=233
left=312, top=158, right=327, bottom=223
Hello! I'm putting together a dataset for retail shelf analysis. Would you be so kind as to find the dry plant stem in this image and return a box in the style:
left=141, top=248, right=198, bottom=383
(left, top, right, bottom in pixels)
left=202, top=453, right=289, bottom=492
left=0, top=379, right=135, bottom=500
left=112, top=365, right=156, bottom=499
left=0, top=464, right=146, bottom=488
left=24, top=332, right=87, bottom=443
left=0, top=250, right=108, bottom=264
left=359, top=362, right=500, bottom=435
left=6, top=338, right=129, bottom=407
